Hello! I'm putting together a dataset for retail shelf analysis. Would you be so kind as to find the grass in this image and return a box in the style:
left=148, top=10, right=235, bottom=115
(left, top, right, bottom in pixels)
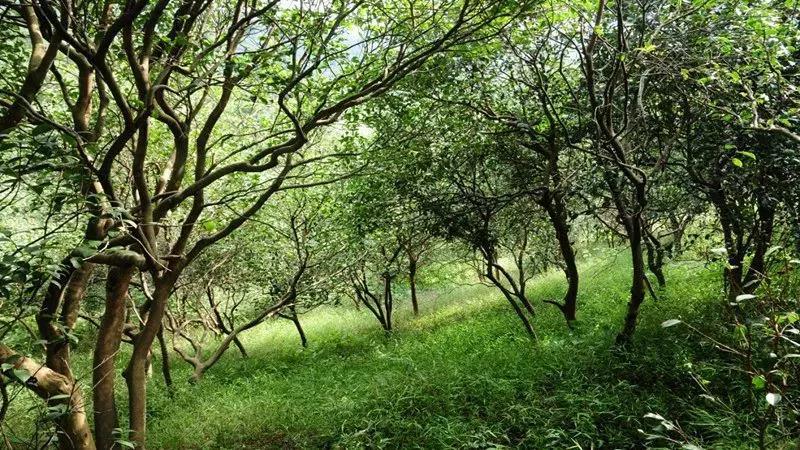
left=4, top=251, right=770, bottom=448
left=133, top=252, right=752, bottom=449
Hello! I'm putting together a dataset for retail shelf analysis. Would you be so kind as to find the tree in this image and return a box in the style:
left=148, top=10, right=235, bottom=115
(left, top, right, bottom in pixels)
left=168, top=189, right=345, bottom=381
left=0, top=1, right=525, bottom=447
left=661, top=0, right=800, bottom=302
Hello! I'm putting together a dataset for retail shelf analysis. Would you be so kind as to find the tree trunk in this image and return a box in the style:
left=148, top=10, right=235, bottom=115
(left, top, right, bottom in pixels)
left=232, top=336, right=248, bottom=358
left=708, top=189, right=776, bottom=303
left=156, top=325, right=173, bottom=389
left=125, top=271, right=179, bottom=449
left=93, top=266, right=135, bottom=450
left=288, top=305, right=308, bottom=348
left=644, top=237, right=666, bottom=287
left=352, top=284, right=387, bottom=330
left=36, top=259, right=97, bottom=450
left=616, top=217, right=647, bottom=345
left=0, top=345, right=95, bottom=450
left=408, top=256, right=419, bottom=316
left=0, top=5, right=62, bottom=133
left=543, top=194, right=578, bottom=322
left=208, top=286, right=247, bottom=357
left=383, top=274, right=393, bottom=332
left=185, top=295, right=293, bottom=383
left=743, top=201, right=776, bottom=291
left=38, top=261, right=95, bottom=378
left=485, top=267, right=536, bottom=338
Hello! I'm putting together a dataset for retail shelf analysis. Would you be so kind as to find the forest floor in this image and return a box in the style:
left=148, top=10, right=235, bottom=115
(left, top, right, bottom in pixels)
left=137, top=250, right=764, bottom=449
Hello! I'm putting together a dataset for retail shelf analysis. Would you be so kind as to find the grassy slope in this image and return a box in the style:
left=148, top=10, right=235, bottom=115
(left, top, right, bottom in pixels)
left=141, top=252, right=752, bottom=449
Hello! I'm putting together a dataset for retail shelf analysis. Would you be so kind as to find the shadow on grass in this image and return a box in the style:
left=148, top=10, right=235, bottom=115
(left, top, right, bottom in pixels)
left=145, top=256, right=737, bottom=449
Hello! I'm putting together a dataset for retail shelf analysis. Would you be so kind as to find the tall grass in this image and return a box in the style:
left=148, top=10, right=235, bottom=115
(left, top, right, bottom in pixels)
left=135, top=252, right=752, bottom=449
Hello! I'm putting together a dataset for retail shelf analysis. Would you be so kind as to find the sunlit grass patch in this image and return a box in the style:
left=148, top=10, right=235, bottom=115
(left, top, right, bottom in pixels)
left=137, top=255, right=746, bottom=449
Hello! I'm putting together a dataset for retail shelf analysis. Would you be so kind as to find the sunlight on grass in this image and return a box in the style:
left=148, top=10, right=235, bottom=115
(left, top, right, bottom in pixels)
left=138, top=255, right=734, bottom=449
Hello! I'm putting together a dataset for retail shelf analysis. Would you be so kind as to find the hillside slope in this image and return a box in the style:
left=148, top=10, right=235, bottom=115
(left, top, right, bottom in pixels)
left=139, top=253, right=759, bottom=449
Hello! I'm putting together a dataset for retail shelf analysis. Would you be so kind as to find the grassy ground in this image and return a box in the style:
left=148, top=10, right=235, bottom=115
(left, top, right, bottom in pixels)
left=4, top=251, right=768, bottom=448
left=134, top=252, right=755, bottom=449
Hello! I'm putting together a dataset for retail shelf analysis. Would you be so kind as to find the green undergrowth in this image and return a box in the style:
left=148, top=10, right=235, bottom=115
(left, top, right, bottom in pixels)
left=138, top=252, right=757, bottom=449
left=3, top=252, right=770, bottom=448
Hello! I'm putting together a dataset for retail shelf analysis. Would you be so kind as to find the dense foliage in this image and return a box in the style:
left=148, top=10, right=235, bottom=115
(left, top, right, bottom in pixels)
left=0, top=0, right=797, bottom=449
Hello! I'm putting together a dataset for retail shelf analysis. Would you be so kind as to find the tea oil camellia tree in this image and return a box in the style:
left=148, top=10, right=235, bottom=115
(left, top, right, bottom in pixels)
left=0, top=0, right=529, bottom=447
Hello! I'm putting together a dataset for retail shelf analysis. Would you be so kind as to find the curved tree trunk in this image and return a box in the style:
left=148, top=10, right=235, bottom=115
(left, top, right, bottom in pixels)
left=709, top=189, right=776, bottom=304
left=288, top=305, right=308, bottom=348
left=35, top=257, right=97, bottom=449
left=382, top=273, right=394, bottom=332
left=93, top=266, right=135, bottom=450
left=644, top=237, right=666, bottom=288
left=0, top=5, right=63, bottom=133
left=0, top=345, right=95, bottom=450
left=485, top=267, right=536, bottom=338
left=125, top=270, right=179, bottom=449
left=616, top=216, right=647, bottom=345
left=208, top=287, right=248, bottom=358
left=542, top=193, right=578, bottom=323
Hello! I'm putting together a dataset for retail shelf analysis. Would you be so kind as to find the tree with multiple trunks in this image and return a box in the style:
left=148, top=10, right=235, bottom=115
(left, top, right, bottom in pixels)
left=0, top=0, right=798, bottom=448
left=0, top=0, right=524, bottom=447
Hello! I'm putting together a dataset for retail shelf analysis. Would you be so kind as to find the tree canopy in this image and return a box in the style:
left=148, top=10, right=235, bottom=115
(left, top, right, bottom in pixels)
left=0, top=0, right=798, bottom=448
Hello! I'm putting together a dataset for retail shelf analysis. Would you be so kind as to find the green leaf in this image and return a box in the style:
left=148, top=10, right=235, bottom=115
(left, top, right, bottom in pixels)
left=13, top=369, right=30, bottom=383
left=752, top=375, right=766, bottom=390
left=737, top=150, right=756, bottom=160
left=734, top=324, right=747, bottom=341
left=640, top=43, right=657, bottom=53
left=32, top=123, right=53, bottom=136
left=661, top=319, right=682, bottom=328
left=61, top=133, right=77, bottom=147
left=731, top=157, right=743, bottom=167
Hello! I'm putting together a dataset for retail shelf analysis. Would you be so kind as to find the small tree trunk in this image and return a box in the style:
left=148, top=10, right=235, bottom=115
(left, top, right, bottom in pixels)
left=616, top=217, right=647, bottom=345
left=383, top=274, right=393, bottom=332
left=353, top=283, right=387, bottom=330
left=543, top=195, right=578, bottom=322
left=232, top=336, right=248, bottom=358
left=156, top=325, right=172, bottom=389
left=743, top=201, right=775, bottom=292
left=485, top=268, right=535, bottom=338
left=670, top=215, right=689, bottom=257
left=185, top=295, right=294, bottom=383
left=408, top=256, right=419, bottom=316
left=208, top=286, right=247, bottom=357
left=709, top=190, right=747, bottom=303
left=125, top=271, right=178, bottom=449
left=645, top=238, right=666, bottom=288
left=288, top=305, right=307, bottom=348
